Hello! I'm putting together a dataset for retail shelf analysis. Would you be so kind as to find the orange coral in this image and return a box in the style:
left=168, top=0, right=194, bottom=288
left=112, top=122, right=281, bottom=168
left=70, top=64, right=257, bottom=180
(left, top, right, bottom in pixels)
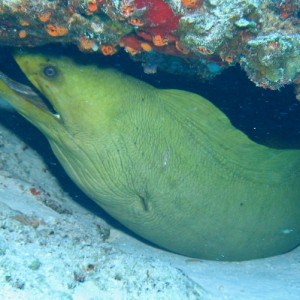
left=128, top=18, right=144, bottom=26
left=87, top=0, right=98, bottom=12
left=181, top=0, right=203, bottom=9
left=37, top=12, right=52, bottom=22
left=224, top=56, right=234, bottom=63
left=100, top=44, right=116, bottom=55
left=197, top=46, right=213, bottom=55
left=18, top=30, right=27, bottom=38
left=140, top=42, right=152, bottom=52
left=120, top=0, right=135, bottom=17
left=46, top=24, right=68, bottom=37
left=79, top=37, right=96, bottom=50
left=19, top=19, right=30, bottom=26
left=152, top=35, right=169, bottom=46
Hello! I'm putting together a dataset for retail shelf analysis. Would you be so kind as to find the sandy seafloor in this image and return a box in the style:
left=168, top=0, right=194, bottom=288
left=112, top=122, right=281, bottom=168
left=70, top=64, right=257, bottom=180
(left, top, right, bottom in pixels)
left=0, top=68, right=300, bottom=299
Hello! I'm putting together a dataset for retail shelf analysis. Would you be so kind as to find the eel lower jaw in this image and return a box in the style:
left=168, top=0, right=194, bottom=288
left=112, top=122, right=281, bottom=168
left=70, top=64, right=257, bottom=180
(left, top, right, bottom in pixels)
left=0, top=70, right=60, bottom=120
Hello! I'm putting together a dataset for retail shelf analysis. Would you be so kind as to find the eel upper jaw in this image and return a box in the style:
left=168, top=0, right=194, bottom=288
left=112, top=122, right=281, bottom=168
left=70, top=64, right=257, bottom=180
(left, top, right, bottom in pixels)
left=0, top=70, right=60, bottom=120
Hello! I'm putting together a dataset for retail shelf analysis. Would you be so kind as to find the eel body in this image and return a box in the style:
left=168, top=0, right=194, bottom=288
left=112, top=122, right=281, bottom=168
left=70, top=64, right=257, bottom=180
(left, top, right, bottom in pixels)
left=0, top=51, right=299, bottom=261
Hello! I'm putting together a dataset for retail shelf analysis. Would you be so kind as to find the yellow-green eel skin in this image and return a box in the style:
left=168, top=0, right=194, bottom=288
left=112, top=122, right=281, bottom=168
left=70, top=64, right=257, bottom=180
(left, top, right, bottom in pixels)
left=0, top=51, right=299, bottom=261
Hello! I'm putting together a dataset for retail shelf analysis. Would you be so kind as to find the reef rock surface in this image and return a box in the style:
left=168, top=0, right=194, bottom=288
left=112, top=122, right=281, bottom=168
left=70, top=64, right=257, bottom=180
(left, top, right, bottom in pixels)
left=0, top=0, right=299, bottom=96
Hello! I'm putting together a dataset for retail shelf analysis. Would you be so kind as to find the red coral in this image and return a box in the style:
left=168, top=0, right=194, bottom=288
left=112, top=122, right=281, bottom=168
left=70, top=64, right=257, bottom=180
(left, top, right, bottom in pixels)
left=120, top=1, right=194, bottom=57
left=276, top=0, right=298, bottom=19
left=120, top=35, right=142, bottom=51
left=134, top=0, right=181, bottom=35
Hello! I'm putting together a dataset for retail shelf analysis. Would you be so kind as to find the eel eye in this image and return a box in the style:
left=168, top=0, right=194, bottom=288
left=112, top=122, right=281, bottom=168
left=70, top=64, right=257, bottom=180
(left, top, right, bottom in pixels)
left=43, top=65, right=58, bottom=78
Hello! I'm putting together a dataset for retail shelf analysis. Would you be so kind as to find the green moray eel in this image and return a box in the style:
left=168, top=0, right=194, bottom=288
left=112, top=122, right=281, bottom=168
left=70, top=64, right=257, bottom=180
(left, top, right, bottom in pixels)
left=0, top=51, right=300, bottom=261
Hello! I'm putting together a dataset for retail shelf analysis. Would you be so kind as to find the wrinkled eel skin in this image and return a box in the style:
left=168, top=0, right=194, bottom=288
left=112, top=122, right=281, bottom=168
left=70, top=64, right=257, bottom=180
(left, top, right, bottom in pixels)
left=0, top=50, right=300, bottom=261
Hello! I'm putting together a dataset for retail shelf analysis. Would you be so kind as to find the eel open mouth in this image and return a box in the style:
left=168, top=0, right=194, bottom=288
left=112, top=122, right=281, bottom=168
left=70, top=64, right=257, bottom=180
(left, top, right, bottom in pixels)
left=0, top=68, right=59, bottom=117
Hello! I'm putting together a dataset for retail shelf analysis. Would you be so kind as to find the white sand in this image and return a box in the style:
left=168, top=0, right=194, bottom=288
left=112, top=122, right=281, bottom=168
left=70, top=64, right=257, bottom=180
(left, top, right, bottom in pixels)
left=0, top=107, right=299, bottom=300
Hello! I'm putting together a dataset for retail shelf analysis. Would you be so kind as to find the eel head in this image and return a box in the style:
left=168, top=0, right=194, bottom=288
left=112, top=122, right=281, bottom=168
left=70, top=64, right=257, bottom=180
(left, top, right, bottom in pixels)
left=0, top=50, right=122, bottom=143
